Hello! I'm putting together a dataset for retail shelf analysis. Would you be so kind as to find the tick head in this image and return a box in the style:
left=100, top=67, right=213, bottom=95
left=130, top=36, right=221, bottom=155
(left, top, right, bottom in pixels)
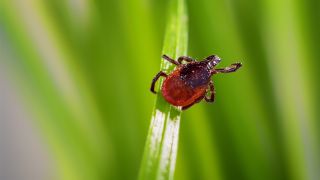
left=204, top=55, right=221, bottom=69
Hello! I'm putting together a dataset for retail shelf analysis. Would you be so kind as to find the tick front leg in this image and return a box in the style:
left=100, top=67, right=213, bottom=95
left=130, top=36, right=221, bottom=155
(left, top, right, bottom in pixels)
left=162, top=55, right=180, bottom=65
left=177, top=56, right=195, bottom=64
left=214, top=63, right=242, bottom=74
left=205, top=81, right=215, bottom=102
left=150, top=71, right=168, bottom=94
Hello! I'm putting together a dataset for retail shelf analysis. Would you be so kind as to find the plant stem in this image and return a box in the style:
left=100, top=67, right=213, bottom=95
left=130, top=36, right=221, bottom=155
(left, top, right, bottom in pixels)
left=138, top=0, right=188, bottom=179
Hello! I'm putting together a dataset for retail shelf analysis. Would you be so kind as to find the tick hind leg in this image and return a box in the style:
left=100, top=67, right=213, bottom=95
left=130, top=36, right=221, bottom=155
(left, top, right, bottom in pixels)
left=205, top=80, right=215, bottom=102
left=150, top=71, right=168, bottom=94
left=177, top=56, right=195, bottom=64
left=214, top=63, right=242, bottom=73
left=162, top=55, right=180, bottom=65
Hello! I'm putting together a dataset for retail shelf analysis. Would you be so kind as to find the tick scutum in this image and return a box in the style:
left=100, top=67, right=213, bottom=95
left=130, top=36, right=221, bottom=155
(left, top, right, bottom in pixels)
left=180, top=62, right=211, bottom=88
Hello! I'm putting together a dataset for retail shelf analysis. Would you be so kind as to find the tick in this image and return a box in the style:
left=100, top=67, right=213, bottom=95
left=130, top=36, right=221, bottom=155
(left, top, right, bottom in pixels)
left=150, top=54, right=242, bottom=110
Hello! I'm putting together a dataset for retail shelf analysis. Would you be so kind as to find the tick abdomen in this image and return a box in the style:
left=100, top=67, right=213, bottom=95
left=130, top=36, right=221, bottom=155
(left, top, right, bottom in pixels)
left=161, top=68, right=207, bottom=107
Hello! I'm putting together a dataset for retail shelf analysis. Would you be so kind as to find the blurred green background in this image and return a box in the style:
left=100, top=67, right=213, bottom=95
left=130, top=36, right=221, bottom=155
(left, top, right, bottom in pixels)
left=1, top=0, right=320, bottom=180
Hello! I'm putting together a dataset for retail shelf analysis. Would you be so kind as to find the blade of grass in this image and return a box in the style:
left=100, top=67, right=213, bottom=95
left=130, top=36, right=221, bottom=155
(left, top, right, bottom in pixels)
left=138, top=0, right=188, bottom=179
left=0, top=1, right=111, bottom=179
left=262, top=0, right=320, bottom=179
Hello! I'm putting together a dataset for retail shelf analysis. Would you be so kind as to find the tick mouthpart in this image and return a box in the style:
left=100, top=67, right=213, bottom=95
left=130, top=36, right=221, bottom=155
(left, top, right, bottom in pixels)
left=205, top=55, right=221, bottom=69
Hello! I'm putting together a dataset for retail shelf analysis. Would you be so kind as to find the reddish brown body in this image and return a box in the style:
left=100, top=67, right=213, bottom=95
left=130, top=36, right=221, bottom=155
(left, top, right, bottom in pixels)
left=162, top=64, right=208, bottom=107
left=150, top=55, right=242, bottom=110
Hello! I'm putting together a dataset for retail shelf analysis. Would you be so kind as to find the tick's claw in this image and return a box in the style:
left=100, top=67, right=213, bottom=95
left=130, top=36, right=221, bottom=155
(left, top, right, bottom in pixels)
left=162, top=54, right=170, bottom=60
left=230, top=63, right=242, bottom=71
left=232, top=62, right=242, bottom=67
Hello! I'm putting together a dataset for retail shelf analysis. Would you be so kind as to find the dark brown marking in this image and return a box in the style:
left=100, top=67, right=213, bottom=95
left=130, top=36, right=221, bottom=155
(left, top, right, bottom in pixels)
left=177, top=56, right=195, bottom=64
left=162, top=55, right=180, bottom=65
left=213, top=63, right=242, bottom=74
left=150, top=71, right=167, bottom=94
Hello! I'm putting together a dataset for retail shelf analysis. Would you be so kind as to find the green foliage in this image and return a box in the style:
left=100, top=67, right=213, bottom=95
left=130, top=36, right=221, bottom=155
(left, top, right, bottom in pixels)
left=1, top=0, right=320, bottom=180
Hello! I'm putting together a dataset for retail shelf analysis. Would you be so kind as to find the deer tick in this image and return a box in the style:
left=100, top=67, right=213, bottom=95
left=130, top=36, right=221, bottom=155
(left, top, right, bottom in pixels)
left=150, top=54, right=242, bottom=110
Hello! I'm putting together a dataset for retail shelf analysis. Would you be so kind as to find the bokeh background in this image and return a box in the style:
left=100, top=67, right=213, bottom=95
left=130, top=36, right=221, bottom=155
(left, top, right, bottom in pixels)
left=1, top=0, right=320, bottom=180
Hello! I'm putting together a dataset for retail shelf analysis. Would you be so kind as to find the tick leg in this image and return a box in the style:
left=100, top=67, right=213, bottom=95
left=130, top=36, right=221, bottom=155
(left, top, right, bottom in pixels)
left=213, top=62, right=242, bottom=74
left=150, top=71, right=168, bottom=94
left=162, top=55, right=180, bottom=65
left=205, top=81, right=215, bottom=102
left=177, top=56, right=195, bottom=64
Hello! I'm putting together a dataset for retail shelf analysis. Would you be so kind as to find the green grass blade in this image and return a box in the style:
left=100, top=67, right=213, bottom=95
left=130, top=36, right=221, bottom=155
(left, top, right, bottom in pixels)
left=138, top=0, right=188, bottom=179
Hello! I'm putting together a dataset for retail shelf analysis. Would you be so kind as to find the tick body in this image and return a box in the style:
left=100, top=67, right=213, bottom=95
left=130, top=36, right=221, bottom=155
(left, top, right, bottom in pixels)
left=150, top=55, right=242, bottom=110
